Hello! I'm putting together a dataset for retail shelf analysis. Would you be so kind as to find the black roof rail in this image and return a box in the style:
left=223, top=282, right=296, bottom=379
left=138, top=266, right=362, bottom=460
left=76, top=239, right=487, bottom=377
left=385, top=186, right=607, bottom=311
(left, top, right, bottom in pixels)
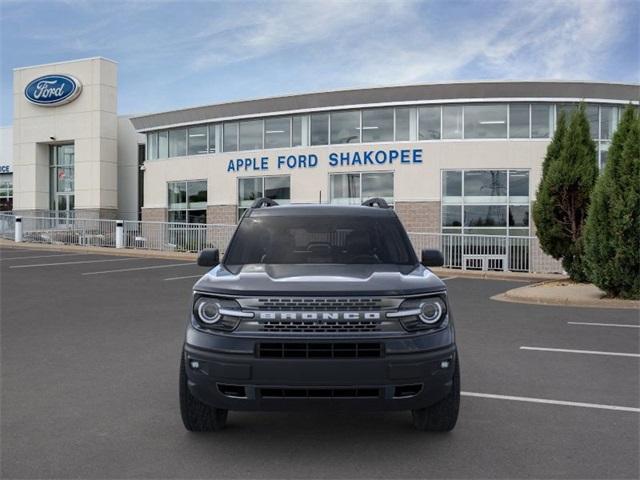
left=250, top=197, right=279, bottom=209
left=361, top=197, right=390, bottom=209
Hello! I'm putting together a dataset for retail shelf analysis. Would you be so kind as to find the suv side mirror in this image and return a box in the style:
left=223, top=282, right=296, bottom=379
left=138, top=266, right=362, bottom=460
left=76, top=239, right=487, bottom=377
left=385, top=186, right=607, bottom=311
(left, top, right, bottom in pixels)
left=197, top=248, right=220, bottom=267
left=421, top=249, right=444, bottom=267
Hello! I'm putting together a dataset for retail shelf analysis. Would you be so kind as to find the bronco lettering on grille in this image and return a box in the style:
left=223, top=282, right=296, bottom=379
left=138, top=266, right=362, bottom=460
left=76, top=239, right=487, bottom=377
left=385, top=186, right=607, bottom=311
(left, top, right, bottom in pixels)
left=257, top=312, right=381, bottom=321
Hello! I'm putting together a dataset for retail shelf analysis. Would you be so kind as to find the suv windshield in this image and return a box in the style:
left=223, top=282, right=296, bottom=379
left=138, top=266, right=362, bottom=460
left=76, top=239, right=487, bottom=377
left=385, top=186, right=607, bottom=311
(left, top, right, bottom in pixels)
left=224, top=214, right=417, bottom=267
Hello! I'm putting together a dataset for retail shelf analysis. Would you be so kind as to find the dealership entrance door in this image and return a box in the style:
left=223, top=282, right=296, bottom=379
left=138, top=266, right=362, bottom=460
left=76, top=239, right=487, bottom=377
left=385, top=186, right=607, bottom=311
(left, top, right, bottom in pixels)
left=50, top=144, right=75, bottom=221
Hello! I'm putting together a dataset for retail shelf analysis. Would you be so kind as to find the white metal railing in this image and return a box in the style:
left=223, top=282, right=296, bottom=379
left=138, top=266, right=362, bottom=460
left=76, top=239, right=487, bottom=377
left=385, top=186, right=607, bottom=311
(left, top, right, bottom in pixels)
left=1, top=213, right=564, bottom=274
left=122, top=220, right=235, bottom=253
left=0, top=213, right=15, bottom=240
left=19, top=216, right=118, bottom=247
left=407, top=232, right=563, bottom=274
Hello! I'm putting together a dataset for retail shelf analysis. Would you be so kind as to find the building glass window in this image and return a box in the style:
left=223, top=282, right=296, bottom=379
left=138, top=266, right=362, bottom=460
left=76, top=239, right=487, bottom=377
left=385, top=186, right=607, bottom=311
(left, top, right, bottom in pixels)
left=330, top=172, right=394, bottom=205
left=442, top=105, right=463, bottom=139
left=441, top=169, right=529, bottom=236
left=464, top=205, right=507, bottom=227
left=239, top=120, right=263, bottom=150
left=264, top=176, right=291, bottom=201
left=419, top=106, right=441, bottom=140
left=463, top=170, right=507, bottom=203
left=599, top=142, right=610, bottom=170
left=0, top=173, right=13, bottom=211
left=292, top=116, right=303, bottom=147
left=362, top=172, right=393, bottom=204
left=158, top=131, right=168, bottom=159
left=509, top=104, right=529, bottom=138
left=310, top=113, right=329, bottom=145
left=168, top=128, right=187, bottom=157
left=600, top=106, right=619, bottom=140
left=329, top=173, right=360, bottom=205
left=442, top=170, right=462, bottom=202
left=442, top=205, right=462, bottom=227
left=464, top=104, right=507, bottom=139
left=330, top=110, right=360, bottom=144
left=208, top=124, right=217, bottom=153
left=264, top=117, right=291, bottom=149
left=223, top=122, right=239, bottom=152
left=238, top=176, right=290, bottom=219
left=168, top=180, right=207, bottom=223
left=395, top=107, right=411, bottom=141
left=586, top=104, right=599, bottom=139
left=508, top=205, right=529, bottom=227
left=187, top=126, right=208, bottom=155
left=49, top=144, right=75, bottom=219
left=531, top=104, right=552, bottom=138
left=147, top=132, right=158, bottom=160
left=361, top=108, right=393, bottom=143
left=509, top=170, right=529, bottom=202
left=556, top=103, right=577, bottom=120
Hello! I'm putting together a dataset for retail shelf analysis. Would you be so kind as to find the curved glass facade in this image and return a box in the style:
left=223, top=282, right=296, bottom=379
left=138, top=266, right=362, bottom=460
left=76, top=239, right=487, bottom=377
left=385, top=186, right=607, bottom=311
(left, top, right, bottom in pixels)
left=146, top=102, right=623, bottom=170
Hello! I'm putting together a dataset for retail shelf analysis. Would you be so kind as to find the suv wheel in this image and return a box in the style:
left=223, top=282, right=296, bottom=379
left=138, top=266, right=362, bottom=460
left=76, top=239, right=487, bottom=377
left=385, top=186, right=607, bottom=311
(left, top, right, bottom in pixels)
left=179, top=353, right=228, bottom=432
left=411, top=358, right=460, bottom=432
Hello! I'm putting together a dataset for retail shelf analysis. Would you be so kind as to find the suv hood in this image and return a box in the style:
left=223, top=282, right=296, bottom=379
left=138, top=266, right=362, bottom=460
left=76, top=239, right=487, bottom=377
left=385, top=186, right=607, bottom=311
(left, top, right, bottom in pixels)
left=193, top=264, right=445, bottom=296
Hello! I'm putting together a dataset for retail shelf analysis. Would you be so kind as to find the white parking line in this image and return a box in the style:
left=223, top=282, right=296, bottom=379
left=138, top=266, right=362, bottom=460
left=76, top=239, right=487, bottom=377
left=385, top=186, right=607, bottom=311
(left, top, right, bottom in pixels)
left=83, top=263, right=194, bottom=275
left=568, top=321, right=640, bottom=329
left=10, top=258, right=135, bottom=269
left=520, top=346, right=640, bottom=358
left=440, top=276, right=458, bottom=281
left=461, top=391, right=640, bottom=413
left=164, top=274, right=204, bottom=281
left=1, top=253, right=87, bottom=261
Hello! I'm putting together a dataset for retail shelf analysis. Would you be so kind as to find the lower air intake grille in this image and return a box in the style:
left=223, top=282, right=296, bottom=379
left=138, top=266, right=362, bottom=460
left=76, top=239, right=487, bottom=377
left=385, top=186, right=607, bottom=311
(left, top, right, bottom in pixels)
left=261, top=320, right=381, bottom=333
left=257, top=342, right=383, bottom=359
left=260, top=387, right=380, bottom=398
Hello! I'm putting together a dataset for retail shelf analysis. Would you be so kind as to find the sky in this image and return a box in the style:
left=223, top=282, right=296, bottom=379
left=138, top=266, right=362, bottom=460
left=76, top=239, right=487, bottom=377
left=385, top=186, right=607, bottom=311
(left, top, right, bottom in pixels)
left=0, top=0, right=638, bottom=126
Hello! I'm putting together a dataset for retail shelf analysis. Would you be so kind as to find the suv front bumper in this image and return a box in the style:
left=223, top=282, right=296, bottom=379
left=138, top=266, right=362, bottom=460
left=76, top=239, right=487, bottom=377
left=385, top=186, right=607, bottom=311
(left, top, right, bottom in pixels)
left=183, top=325, right=457, bottom=411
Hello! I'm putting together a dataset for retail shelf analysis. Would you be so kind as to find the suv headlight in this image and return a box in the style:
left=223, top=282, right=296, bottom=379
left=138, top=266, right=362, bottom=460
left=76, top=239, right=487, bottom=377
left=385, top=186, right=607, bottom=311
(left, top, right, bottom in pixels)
left=195, top=298, right=222, bottom=324
left=192, top=294, right=253, bottom=331
left=387, top=295, right=448, bottom=331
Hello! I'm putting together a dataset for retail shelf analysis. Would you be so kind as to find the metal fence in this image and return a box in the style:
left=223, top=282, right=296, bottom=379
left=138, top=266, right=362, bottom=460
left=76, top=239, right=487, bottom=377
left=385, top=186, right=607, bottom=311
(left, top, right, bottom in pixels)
left=20, top=216, right=118, bottom=248
left=407, top=232, right=563, bottom=274
left=1, top=213, right=564, bottom=274
left=122, top=220, right=235, bottom=253
left=0, top=213, right=15, bottom=240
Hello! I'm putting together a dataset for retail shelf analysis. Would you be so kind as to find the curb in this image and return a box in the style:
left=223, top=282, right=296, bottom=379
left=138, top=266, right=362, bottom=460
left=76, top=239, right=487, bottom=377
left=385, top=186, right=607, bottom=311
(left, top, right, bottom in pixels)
left=492, top=283, right=640, bottom=310
left=430, top=267, right=565, bottom=282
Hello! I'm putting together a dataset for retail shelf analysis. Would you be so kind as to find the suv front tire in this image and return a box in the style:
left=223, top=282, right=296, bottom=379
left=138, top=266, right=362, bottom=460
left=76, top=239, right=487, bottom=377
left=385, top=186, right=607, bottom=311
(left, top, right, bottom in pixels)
left=411, top=358, right=460, bottom=432
left=179, top=353, right=228, bottom=432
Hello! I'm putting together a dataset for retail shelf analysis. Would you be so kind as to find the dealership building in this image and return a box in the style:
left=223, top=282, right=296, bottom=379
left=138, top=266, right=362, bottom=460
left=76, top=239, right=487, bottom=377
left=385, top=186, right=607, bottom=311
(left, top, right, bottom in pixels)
left=6, top=57, right=639, bottom=240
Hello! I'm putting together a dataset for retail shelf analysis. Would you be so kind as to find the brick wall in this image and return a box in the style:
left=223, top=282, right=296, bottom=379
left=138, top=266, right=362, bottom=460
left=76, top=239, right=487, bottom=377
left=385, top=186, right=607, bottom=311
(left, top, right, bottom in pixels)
left=395, top=201, right=441, bottom=233
left=207, top=205, right=237, bottom=225
left=141, top=208, right=167, bottom=223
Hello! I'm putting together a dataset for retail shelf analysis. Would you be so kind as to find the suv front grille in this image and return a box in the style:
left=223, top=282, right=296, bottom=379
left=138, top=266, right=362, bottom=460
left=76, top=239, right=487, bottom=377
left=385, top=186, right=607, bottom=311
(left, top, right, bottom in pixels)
left=257, top=342, right=383, bottom=359
left=260, top=320, right=381, bottom=333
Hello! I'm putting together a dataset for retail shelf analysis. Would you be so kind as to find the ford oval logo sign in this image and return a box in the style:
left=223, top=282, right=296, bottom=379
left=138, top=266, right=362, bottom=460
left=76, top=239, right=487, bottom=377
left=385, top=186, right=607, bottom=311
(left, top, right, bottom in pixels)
left=24, top=74, right=82, bottom=106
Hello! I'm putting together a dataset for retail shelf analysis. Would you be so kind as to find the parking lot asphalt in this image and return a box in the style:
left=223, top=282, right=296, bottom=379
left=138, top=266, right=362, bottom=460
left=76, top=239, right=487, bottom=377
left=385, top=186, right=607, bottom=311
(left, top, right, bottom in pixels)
left=1, top=245, right=639, bottom=479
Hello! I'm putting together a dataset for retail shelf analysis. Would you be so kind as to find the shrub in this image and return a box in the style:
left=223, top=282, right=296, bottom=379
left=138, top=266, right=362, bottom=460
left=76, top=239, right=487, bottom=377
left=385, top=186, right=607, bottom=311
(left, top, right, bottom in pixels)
left=584, top=106, right=640, bottom=299
left=533, top=105, right=598, bottom=281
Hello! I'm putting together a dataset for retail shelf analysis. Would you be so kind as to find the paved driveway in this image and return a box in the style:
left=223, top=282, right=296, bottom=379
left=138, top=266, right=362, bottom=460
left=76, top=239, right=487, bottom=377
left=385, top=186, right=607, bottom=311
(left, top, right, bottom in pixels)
left=1, top=245, right=638, bottom=479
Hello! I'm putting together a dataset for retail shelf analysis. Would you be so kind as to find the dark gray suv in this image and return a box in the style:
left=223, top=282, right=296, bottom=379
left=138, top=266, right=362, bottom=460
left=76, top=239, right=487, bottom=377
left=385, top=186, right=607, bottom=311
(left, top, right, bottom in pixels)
left=180, top=198, right=460, bottom=432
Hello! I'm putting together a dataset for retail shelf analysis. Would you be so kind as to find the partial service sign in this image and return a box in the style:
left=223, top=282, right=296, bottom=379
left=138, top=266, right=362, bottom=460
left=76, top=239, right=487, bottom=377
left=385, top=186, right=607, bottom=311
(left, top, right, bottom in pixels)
left=24, top=74, right=82, bottom=106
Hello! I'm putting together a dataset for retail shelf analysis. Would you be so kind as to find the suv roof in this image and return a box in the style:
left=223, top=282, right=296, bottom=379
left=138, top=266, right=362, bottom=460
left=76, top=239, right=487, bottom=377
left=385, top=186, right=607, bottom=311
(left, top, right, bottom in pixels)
left=246, top=203, right=395, bottom=218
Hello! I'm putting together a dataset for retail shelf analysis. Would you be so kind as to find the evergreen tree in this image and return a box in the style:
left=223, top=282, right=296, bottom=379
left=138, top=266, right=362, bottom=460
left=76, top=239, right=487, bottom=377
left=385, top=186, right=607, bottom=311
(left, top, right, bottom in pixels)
left=533, top=104, right=598, bottom=281
left=584, top=106, right=640, bottom=299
